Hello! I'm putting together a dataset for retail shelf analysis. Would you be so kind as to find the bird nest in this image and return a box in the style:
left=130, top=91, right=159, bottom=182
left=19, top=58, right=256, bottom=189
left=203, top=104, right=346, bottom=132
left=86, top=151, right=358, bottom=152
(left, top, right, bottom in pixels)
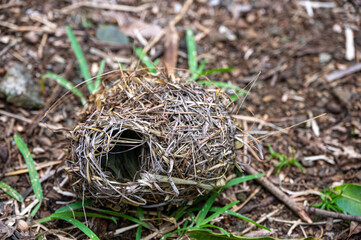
left=67, top=70, right=237, bottom=207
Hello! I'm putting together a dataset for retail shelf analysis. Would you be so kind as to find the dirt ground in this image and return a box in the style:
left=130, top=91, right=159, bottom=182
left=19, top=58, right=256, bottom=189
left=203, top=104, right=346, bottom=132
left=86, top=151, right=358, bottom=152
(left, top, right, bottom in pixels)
left=0, top=0, right=361, bottom=239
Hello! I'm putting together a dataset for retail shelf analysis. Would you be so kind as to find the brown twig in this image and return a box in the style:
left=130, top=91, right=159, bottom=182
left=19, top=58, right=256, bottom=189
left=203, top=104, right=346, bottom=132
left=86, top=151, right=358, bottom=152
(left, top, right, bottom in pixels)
left=238, top=156, right=313, bottom=223
left=59, top=1, right=152, bottom=14
left=239, top=196, right=275, bottom=214
left=0, top=1, right=23, bottom=9
left=305, top=206, right=361, bottom=223
left=240, top=205, right=283, bottom=235
left=0, top=38, right=20, bottom=57
left=232, top=167, right=274, bottom=212
left=142, top=0, right=193, bottom=54
left=0, top=109, right=60, bottom=130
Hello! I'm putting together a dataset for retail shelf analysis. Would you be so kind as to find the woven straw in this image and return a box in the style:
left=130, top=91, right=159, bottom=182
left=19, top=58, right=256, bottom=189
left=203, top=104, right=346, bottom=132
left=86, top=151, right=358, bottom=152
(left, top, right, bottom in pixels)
left=67, top=70, right=236, bottom=207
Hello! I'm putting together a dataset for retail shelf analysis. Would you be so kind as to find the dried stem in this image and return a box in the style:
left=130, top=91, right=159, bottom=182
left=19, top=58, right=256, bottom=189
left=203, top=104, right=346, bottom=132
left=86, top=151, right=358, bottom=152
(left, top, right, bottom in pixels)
left=238, top=156, right=313, bottom=223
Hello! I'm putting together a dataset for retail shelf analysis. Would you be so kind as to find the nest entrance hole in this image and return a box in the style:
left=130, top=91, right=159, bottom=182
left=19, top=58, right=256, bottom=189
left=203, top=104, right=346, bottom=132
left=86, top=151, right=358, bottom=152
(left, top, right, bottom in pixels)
left=100, top=130, right=147, bottom=182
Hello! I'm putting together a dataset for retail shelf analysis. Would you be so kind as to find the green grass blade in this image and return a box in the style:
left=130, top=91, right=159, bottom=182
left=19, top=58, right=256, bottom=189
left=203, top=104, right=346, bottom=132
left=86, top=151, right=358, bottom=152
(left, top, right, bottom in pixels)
left=66, top=26, right=93, bottom=93
left=136, top=207, right=145, bottom=239
left=197, top=59, right=206, bottom=74
left=134, top=48, right=157, bottom=73
left=161, top=227, right=202, bottom=240
left=119, top=62, right=126, bottom=70
left=37, top=211, right=117, bottom=224
left=222, top=174, right=264, bottom=190
left=199, top=224, right=230, bottom=236
left=42, top=72, right=87, bottom=105
left=31, top=202, right=42, bottom=217
left=200, top=67, right=235, bottom=75
left=136, top=225, right=142, bottom=240
left=0, top=181, right=24, bottom=202
left=94, top=209, right=150, bottom=229
left=56, top=200, right=92, bottom=213
left=224, top=210, right=270, bottom=231
left=206, top=207, right=270, bottom=231
left=172, top=204, right=189, bottom=220
left=188, top=229, right=316, bottom=239
left=200, top=201, right=239, bottom=226
left=137, top=207, right=145, bottom=220
left=153, top=58, right=160, bottom=66
left=58, top=217, right=100, bottom=240
left=93, top=59, right=106, bottom=93
left=196, top=192, right=218, bottom=226
left=186, top=28, right=197, bottom=74
left=14, top=133, right=43, bottom=215
left=189, top=59, right=206, bottom=82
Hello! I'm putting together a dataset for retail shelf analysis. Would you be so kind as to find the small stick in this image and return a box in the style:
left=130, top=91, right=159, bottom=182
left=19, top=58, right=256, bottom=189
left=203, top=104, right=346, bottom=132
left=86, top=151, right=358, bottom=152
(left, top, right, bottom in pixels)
left=325, top=62, right=361, bottom=82
left=287, top=219, right=301, bottom=236
left=142, top=0, right=193, bottom=54
left=238, top=156, right=313, bottom=223
left=59, top=1, right=152, bottom=13
left=305, top=206, right=361, bottom=223
left=232, top=115, right=287, bottom=133
left=240, top=205, right=283, bottom=235
left=0, top=38, right=19, bottom=57
left=0, top=2, right=23, bottom=9
left=232, top=167, right=274, bottom=212
left=5, top=160, right=62, bottom=176
left=269, top=217, right=342, bottom=226
left=0, top=109, right=60, bottom=130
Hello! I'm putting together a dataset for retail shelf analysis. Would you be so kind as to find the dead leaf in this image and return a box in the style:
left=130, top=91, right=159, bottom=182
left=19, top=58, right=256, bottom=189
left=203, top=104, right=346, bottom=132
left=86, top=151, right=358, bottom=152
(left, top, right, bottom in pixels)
left=349, top=221, right=361, bottom=238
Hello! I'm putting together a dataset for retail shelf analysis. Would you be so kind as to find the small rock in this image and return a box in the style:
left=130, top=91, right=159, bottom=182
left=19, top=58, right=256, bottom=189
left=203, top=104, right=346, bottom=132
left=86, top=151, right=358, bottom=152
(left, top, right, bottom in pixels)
left=332, top=24, right=342, bottom=33
left=318, top=167, right=336, bottom=177
left=236, top=192, right=247, bottom=202
left=262, top=95, right=274, bottom=102
left=17, top=220, right=29, bottom=232
left=0, top=145, right=8, bottom=162
left=218, top=25, right=236, bottom=41
left=23, top=31, right=39, bottom=44
left=173, top=2, right=182, bottom=13
left=0, top=64, right=44, bottom=109
left=208, top=0, right=220, bottom=7
left=319, top=53, right=332, bottom=64
left=0, top=36, right=11, bottom=44
left=246, top=13, right=257, bottom=23
left=96, top=24, right=129, bottom=44
left=229, top=4, right=252, bottom=19
left=333, top=87, right=350, bottom=104
left=236, top=19, right=249, bottom=29
left=326, top=102, right=341, bottom=114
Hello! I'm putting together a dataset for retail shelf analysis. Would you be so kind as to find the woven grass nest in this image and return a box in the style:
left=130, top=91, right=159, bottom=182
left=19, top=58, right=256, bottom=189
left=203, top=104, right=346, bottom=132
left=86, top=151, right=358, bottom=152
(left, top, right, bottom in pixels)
left=68, top=69, right=237, bottom=208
